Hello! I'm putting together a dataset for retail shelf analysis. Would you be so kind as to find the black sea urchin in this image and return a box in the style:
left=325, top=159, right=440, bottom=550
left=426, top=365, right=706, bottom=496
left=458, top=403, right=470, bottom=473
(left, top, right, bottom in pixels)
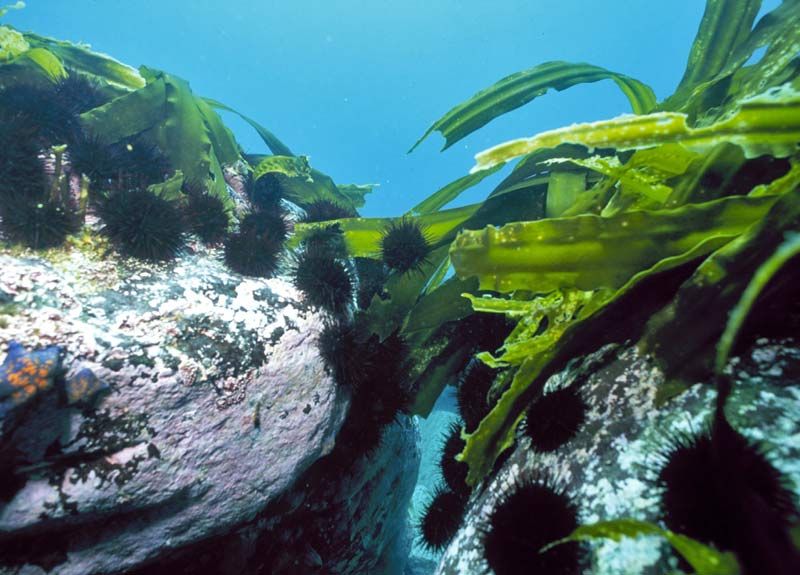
left=657, top=411, right=800, bottom=574
left=54, top=73, right=107, bottom=115
left=0, top=111, right=47, bottom=203
left=250, top=172, right=286, bottom=213
left=317, top=320, right=369, bottom=392
left=0, top=84, right=79, bottom=145
left=301, top=199, right=357, bottom=223
left=302, top=224, right=348, bottom=260
left=292, top=249, right=354, bottom=315
left=354, top=256, right=388, bottom=309
left=440, top=420, right=470, bottom=497
left=223, top=211, right=287, bottom=277
left=484, top=479, right=583, bottom=575
left=1, top=195, right=76, bottom=249
left=419, top=485, right=466, bottom=553
left=98, top=188, right=185, bottom=261
left=379, top=218, right=431, bottom=274
left=67, top=131, right=122, bottom=184
left=524, top=384, right=586, bottom=453
left=184, top=190, right=230, bottom=244
left=117, top=136, right=170, bottom=189
left=457, top=358, right=497, bottom=434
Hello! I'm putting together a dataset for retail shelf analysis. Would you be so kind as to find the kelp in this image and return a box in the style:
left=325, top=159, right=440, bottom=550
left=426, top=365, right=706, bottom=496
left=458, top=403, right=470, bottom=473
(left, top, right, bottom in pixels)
left=668, top=0, right=762, bottom=105
left=458, top=239, right=719, bottom=485
left=292, top=202, right=481, bottom=257
left=450, top=195, right=776, bottom=293
left=715, top=231, right=800, bottom=373
left=81, top=68, right=235, bottom=207
left=408, top=165, right=503, bottom=216
left=204, top=97, right=293, bottom=156
left=25, top=32, right=145, bottom=92
left=546, top=518, right=741, bottom=575
left=642, top=185, right=800, bottom=391
left=410, top=61, right=656, bottom=152
left=250, top=155, right=371, bottom=212
left=472, top=86, right=800, bottom=173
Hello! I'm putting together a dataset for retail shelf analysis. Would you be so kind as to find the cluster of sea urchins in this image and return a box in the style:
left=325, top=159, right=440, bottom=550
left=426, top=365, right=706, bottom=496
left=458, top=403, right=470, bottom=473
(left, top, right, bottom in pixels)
left=0, top=77, right=104, bottom=249
left=317, top=317, right=411, bottom=464
left=0, top=74, right=236, bottom=262
left=291, top=220, right=355, bottom=315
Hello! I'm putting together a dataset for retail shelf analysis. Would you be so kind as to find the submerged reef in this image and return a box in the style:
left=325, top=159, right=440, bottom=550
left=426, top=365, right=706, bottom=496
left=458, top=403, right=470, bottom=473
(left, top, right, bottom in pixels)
left=3, top=0, right=800, bottom=573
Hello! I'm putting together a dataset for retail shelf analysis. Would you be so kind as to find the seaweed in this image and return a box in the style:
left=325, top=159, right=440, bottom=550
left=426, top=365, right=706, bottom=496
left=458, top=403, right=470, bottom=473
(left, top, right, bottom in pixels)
left=396, top=0, right=800, bottom=488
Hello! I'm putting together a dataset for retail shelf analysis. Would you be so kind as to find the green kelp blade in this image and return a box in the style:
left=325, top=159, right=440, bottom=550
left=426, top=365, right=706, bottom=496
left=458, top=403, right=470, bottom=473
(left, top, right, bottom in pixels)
left=643, top=186, right=800, bottom=390
left=450, top=195, right=776, bottom=294
left=204, top=97, right=293, bottom=156
left=669, top=0, right=762, bottom=105
left=410, top=61, right=656, bottom=152
left=543, top=519, right=741, bottom=575
left=25, top=32, right=145, bottom=91
left=458, top=237, right=750, bottom=486
left=667, top=0, right=800, bottom=114
left=362, top=244, right=451, bottom=339
left=467, top=290, right=604, bottom=368
left=293, top=202, right=481, bottom=257
left=715, top=232, right=800, bottom=373
left=472, top=86, right=800, bottom=172
left=195, top=97, right=241, bottom=166
left=337, top=183, right=376, bottom=209
left=81, top=70, right=233, bottom=208
left=253, top=155, right=312, bottom=181
left=80, top=78, right=166, bottom=142
left=409, top=165, right=504, bottom=216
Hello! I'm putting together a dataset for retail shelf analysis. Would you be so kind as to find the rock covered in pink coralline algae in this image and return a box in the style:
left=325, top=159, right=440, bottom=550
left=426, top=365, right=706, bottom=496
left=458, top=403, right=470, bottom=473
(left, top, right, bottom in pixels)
left=0, top=245, right=349, bottom=575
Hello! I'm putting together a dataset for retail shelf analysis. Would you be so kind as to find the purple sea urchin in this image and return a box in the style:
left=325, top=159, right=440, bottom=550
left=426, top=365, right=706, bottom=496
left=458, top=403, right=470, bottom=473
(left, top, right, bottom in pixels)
left=379, top=217, right=431, bottom=274
left=54, top=73, right=107, bottom=115
left=440, top=420, right=470, bottom=497
left=223, top=211, right=287, bottom=277
left=184, top=189, right=230, bottom=244
left=301, top=224, right=348, bottom=260
left=301, top=199, right=357, bottom=223
left=419, top=485, right=466, bottom=553
left=524, top=384, right=586, bottom=453
left=292, top=248, right=354, bottom=315
left=0, top=195, right=77, bottom=249
left=483, top=478, right=583, bottom=575
left=457, top=358, right=496, bottom=433
left=317, top=320, right=369, bottom=392
left=657, top=396, right=800, bottom=575
left=250, top=172, right=286, bottom=213
left=98, top=188, right=185, bottom=261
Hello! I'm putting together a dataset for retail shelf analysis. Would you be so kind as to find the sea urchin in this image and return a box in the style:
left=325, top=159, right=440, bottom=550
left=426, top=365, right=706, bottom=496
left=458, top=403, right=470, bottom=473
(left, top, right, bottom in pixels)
left=98, top=188, right=185, bottom=261
left=379, top=217, right=431, bottom=274
left=524, top=384, right=586, bottom=453
left=419, top=485, right=466, bottom=553
left=483, top=478, right=583, bottom=575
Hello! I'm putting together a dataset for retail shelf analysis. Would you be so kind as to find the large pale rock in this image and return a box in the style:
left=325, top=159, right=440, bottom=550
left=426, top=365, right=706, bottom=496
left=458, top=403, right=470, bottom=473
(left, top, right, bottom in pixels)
left=435, top=338, right=800, bottom=575
left=0, top=246, right=348, bottom=574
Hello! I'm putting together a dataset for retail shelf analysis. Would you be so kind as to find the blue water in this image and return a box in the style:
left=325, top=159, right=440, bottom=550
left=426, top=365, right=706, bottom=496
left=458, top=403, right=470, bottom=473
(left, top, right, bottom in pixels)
left=7, top=0, right=777, bottom=217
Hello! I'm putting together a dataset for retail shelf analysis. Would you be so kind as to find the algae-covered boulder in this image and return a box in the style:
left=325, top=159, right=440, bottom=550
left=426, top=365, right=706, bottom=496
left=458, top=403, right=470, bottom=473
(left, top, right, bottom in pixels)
left=434, top=338, right=800, bottom=575
left=0, top=246, right=349, bottom=575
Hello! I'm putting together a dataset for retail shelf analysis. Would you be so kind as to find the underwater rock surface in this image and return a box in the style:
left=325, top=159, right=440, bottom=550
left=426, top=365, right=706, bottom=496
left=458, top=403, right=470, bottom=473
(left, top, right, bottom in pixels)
left=435, top=338, right=800, bottom=575
left=253, top=415, right=421, bottom=575
left=0, top=247, right=348, bottom=574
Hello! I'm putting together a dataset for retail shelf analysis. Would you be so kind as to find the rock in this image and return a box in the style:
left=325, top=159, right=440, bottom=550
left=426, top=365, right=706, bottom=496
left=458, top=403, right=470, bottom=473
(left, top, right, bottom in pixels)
left=434, top=338, right=800, bottom=575
left=408, top=387, right=460, bottom=566
left=0, top=247, right=348, bottom=575
left=249, top=414, right=421, bottom=575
